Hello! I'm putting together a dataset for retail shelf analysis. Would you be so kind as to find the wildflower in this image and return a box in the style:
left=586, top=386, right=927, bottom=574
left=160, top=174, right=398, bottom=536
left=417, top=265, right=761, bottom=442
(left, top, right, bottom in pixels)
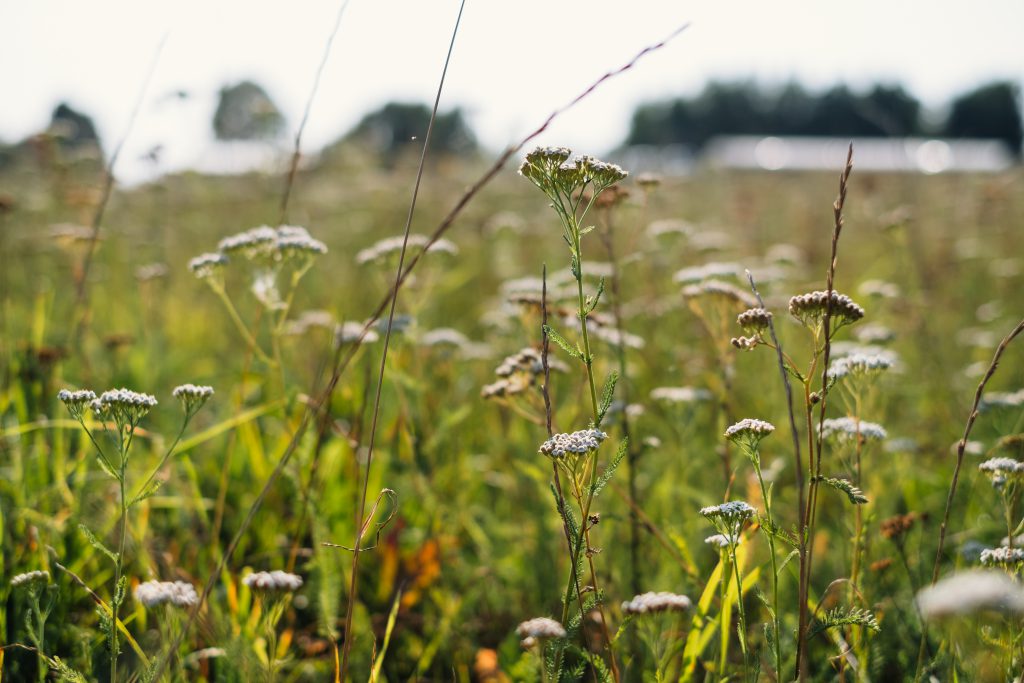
left=135, top=263, right=169, bottom=282
left=855, top=323, right=896, bottom=344
left=650, top=386, right=712, bottom=404
left=858, top=279, right=901, bottom=299
left=217, top=226, right=278, bottom=259
left=736, top=307, right=773, bottom=335
left=788, top=290, right=864, bottom=330
left=539, top=429, right=608, bottom=459
left=917, top=570, right=1024, bottom=618
left=646, top=219, right=693, bottom=240
left=731, top=335, right=759, bottom=351
left=243, top=570, right=303, bottom=594
left=821, top=417, right=887, bottom=442
left=277, top=233, right=327, bottom=257
left=636, top=172, right=661, bottom=190
left=979, top=389, right=1024, bottom=413
left=420, top=328, right=469, bottom=348
left=356, top=235, right=458, bottom=265
left=188, top=252, right=228, bottom=279
left=765, top=243, right=803, bottom=265
left=172, top=384, right=214, bottom=414
left=516, top=617, right=567, bottom=640
left=673, top=262, right=742, bottom=285
left=621, top=592, right=692, bottom=615
left=58, top=388, right=97, bottom=420
left=590, top=325, right=645, bottom=349
left=705, top=534, right=736, bottom=549
left=134, top=580, right=199, bottom=608
left=682, top=279, right=757, bottom=308
left=700, top=501, right=756, bottom=523
left=91, top=388, right=157, bottom=425
left=978, top=457, right=1024, bottom=487
left=725, top=418, right=775, bottom=447
left=335, top=321, right=380, bottom=346
left=828, top=352, right=895, bottom=381
left=10, top=570, right=50, bottom=590
left=979, top=547, right=1024, bottom=568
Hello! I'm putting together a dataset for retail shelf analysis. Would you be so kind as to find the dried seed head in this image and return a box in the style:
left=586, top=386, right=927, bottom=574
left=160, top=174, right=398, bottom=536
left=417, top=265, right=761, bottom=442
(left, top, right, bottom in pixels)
left=621, top=591, right=692, bottom=615
left=880, top=512, right=923, bottom=540
left=516, top=617, right=567, bottom=640
left=736, top=307, right=773, bottom=334
left=731, top=335, right=759, bottom=351
left=788, top=290, right=864, bottom=329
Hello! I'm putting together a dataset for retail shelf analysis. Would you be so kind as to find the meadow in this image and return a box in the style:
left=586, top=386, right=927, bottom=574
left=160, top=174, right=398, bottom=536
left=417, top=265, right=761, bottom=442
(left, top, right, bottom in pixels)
left=2, top=132, right=1024, bottom=683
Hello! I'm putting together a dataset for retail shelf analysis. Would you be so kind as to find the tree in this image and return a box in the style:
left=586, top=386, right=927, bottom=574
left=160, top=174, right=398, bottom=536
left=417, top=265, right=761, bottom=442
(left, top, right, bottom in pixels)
left=48, top=103, right=101, bottom=150
left=346, top=102, right=477, bottom=161
left=212, top=81, right=284, bottom=141
left=944, top=82, right=1022, bottom=156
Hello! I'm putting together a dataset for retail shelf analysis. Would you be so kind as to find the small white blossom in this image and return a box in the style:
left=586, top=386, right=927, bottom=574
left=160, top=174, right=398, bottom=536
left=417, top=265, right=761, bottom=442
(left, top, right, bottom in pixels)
left=134, top=580, right=199, bottom=608
left=188, top=252, right=228, bottom=279
left=650, top=386, right=712, bottom=404
left=979, top=547, right=1024, bottom=567
left=516, top=617, right=566, bottom=639
left=700, top=501, right=756, bottom=523
left=821, top=417, right=887, bottom=442
left=725, top=418, right=775, bottom=442
left=917, top=570, right=1024, bottom=618
left=243, top=570, right=303, bottom=593
left=10, top=570, right=50, bottom=589
left=539, top=429, right=608, bottom=458
left=621, top=591, right=692, bottom=615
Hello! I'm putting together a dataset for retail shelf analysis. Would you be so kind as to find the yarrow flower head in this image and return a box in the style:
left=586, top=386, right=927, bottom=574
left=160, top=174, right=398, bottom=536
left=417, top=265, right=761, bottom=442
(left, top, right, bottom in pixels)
left=788, top=290, right=864, bottom=330
left=979, top=546, right=1024, bottom=568
left=821, top=417, right=887, bottom=443
left=356, top=234, right=458, bottom=266
left=917, top=570, right=1024, bottom=619
left=700, top=501, right=756, bottom=526
left=621, top=591, right=692, bottom=615
left=58, top=388, right=97, bottom=419
left=725, top=418, right=775, bottom=453
left=539, top=429, right=608, bottom=459
left=979, top=457, right=1024, bottom=488
left=188, top=252, right=228, bottom=280
left=682, top=280, right=758, bottom=308
left=979, top=389, right=1024, bottom=413
left=172, top=384, right=214, bottom=414
left=10, top=570, right=50, bottom=591
left=705, top=533, right=738, bottom=549
left=516, top=617, right=567, bottom=640
left=519, top=147, right=626, bottom=201
left=736, top=307, right=773, bottom=335
left=134, top=580, right=199, bottom=608
left=243, top=570, right=303, bottom=594
left=90, top=388, right=157, bottom=425
left=650, top=386, right=712, bottom=404
left=828, top=352, right=895, bottom=382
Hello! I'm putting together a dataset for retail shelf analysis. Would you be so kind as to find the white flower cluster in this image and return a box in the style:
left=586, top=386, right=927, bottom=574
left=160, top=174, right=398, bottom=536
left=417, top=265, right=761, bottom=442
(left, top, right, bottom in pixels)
left=828, top=353, right=895, bottom=381
left=420, top=328, right=469, bottom=348
left=700, top=501, right=756, bottom=522
left=980, top=547, right=1024, bottom=566
left=673, top=262, right=742, bottom=285
left=243, top=570, right=303, bottom=593
left=980, top=389, right=1024, bottom=413
left=821, top=417, right=887, bottom=442
left=590, top=325, right=646, bottom=350
left=725, top=418, right=776, bottom=441
left=705, top=534, right=735, bottom=549
left=172, top=384, right=214, bottom=401
left=650, top=386, right=712, bottom=404
left=88, top=388, right=158, bottom=423
left=134, top=580, right=199, bottom=608
left=978, top=457, right=1024, bottom=487
left=335, top=321, right=380, bottom=346
left=789, top=290, right=864, bottom=327
left=621, top=591, right=692, bottom=615
left=10, top=570, right=50, bottom=589
left=516, top=617, right=567, bottom=639
left=917, top=570, right=1024, bottom=618
left=58, top=389, right=97, bottom=418
left=539, top=429, right=608, bottom=458
left=188, top=252, right=229, bottom=279
left=356, top=235, right=458, bottom=265
left=682, top=279, right=757, bottom=308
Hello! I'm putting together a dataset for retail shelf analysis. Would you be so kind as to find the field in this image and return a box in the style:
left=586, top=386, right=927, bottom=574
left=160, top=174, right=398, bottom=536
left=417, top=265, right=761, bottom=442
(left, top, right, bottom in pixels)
left=2, top=141, right=1024, bottom=682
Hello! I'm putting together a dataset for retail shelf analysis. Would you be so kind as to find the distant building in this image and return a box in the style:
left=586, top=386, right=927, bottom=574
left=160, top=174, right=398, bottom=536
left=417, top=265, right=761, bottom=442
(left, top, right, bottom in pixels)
left=702, top=136, right=1015, bottom=173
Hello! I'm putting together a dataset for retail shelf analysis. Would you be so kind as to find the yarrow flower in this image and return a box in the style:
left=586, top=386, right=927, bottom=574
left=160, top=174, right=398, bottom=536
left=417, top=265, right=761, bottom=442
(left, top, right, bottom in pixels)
left=705, top=534, right=737, bottom=549
left=650, top=386, right=712, bottom=404
left=828, top=352, right=895, bottom=381
left=516, top=617, right=567, bottom=640
left=979, top=389, right=1024, bottom=413
left=725, top=418, right=775, bottom=451
left=356, top=235, right=458, bottom=265
left=673, top=262, right=742, bottom=285
left=58, top=388, right=97, bottom=419
left=539, top=429, right=608, bottom=459
left=682, top=280, right=758, bottom=308
left=90, top=388, right=157, bottom=424
left=917, top=570, right=1024, bottom=619
left=978, top=457, right=1024, bottom=488
left=736, top=307, right=773, bottom=334
left=979, top=547, right=1024, bottom=568
left=243, top=570, right=303, bottom=594
left=10, top=570, right=50, bottom=590
left=821, top=417, right=887, bottom=443
left=134, top=580, right=199, bottom=608
left=788, top=290, right=864, bottom=329
left=700, top=501, right=756, bottom=523
left=482, top=347, right=566, bottom=399
left=172, top=384, right=214, bottom=413
left=621, top=591, right=692, bottom=615
left=519, top=147, right=626, bottom=198
left=188, top=252, right=228, bottom=279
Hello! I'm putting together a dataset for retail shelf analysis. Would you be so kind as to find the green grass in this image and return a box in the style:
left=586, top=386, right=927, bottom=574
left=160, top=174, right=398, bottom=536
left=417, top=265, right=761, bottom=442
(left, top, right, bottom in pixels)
left=2, top=146, right=1024, bottom=681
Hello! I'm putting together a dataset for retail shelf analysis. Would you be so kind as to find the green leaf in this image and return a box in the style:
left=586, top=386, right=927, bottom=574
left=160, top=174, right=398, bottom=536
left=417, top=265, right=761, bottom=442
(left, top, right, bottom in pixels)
left=544, top=324, right=583, bottom=361
left=94, top=454, right=119, bottom=480
left=128, top=479, right=163, bottom=507
left=585, top=277, right=605, bottom=314
left=591, top=438, right=628, bottom=497
left=579, top=224, right=597, bottom=236
left=809, top=606, right=880, bottom=638
left=777, top=549, right=800, bottom=577
left=79, top=524, right=117, bottom=564
left=814, top=476, right=868, bottom=505
left=596, top=370, right=619, bottom=426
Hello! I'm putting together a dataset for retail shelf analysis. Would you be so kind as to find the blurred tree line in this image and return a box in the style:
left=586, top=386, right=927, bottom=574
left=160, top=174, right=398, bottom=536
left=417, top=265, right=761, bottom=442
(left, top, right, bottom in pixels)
left=626, top=81, right=1023, bottom=155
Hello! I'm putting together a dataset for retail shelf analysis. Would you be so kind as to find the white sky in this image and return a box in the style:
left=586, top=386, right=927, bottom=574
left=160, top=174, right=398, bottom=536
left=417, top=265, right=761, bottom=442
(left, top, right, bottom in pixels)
left=2, top=1, right=1022, bottom=182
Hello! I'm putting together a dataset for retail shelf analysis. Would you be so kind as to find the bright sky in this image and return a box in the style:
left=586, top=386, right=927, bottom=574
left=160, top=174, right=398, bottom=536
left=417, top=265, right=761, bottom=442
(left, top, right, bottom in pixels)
left=2, top=1, right=1022, bottom=182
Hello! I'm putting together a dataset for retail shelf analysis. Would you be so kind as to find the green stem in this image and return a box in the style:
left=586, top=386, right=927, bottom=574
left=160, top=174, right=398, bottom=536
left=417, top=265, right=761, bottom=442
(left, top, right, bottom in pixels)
left=131, top=416, right=190, bottom=504
left=719, top=549, right=730, bottom=676
left=755, top=459, right=783, bottom=679
left=212, top=284, right=274, bottom=365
